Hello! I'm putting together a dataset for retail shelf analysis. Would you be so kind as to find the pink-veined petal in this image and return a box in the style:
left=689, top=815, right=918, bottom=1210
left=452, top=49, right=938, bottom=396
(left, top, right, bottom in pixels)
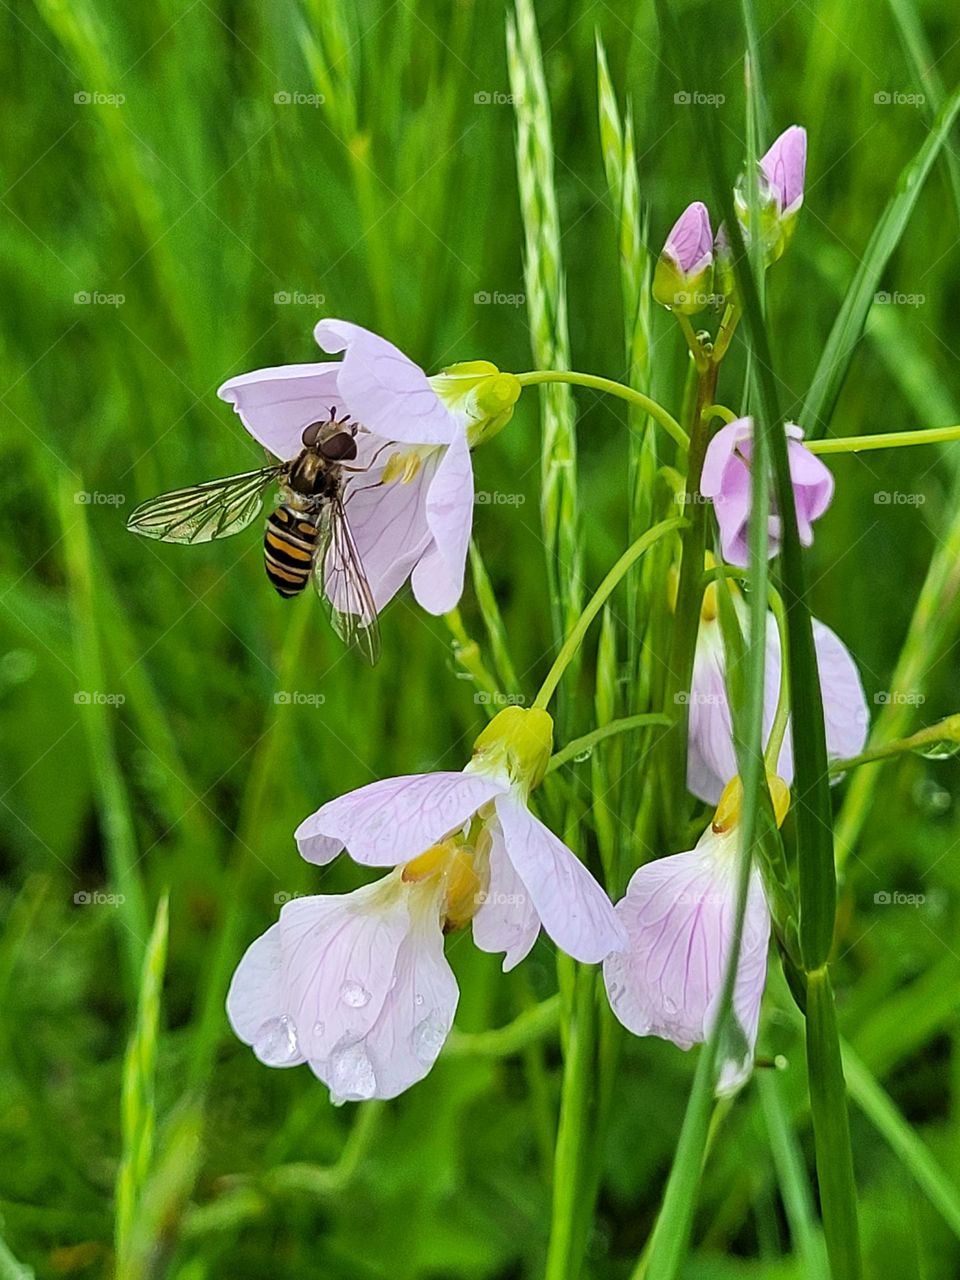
left=409, top=429, right=474, bottom=615
left=295, top=771, right=507, bottom=867
left=472, top=823, right=541, bottom=971
left=321, top=901, right=458, bottom=1101
left=603, top=834, right=770, bottom=1089
left=217, top=364, right=344, bottom=461
left=226, top=923, right=306, bottom=1067
left=282, top=882, right=410, bottom=1065
left=761, top=125, right=807, bottom=216
left=314, top=319, right=458, bottom=446
left=340, top=456, right=435, bottom=612
left=494, top=795, right=626, bottom=963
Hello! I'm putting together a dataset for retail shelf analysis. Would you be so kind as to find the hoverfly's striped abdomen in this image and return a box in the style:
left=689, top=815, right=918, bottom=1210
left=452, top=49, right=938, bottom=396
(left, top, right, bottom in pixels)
left=263, top=506, right=318, bottom=597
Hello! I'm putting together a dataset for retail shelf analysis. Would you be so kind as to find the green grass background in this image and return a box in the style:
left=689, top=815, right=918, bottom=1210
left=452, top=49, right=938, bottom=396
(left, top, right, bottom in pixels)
left=3, top=0, right=960, bottom=1275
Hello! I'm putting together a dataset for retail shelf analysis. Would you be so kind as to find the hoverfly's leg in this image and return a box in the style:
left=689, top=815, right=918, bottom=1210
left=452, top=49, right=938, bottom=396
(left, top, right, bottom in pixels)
left=340, top=439, right=397, bottom=475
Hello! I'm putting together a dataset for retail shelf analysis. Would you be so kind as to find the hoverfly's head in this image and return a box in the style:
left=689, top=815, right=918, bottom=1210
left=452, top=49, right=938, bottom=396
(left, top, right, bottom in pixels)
left=301, top=410, right=358, bottom=461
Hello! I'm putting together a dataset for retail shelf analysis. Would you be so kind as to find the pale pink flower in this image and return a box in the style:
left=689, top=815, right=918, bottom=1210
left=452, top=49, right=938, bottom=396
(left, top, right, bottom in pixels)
left=228, top=709, right=624, bottom=1101
left=218, top=320, right=518, bottom=615
left=604, top=779, right=785, bottom=1094
left=687, top=598, right=869, bottom=805
left=295, top=765, right=626, bottom=969
left=701, top=417, right=834, bottom=566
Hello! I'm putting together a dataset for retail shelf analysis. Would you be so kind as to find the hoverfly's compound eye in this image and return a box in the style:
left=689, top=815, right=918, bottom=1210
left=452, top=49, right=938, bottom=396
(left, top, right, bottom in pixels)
left=319, top=431, right=359, bottom=462
left=301, top=421, right=325, bottom=447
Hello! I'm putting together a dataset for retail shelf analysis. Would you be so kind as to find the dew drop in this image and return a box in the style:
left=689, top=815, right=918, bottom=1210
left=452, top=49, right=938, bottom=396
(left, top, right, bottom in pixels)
left=340, top=980, right=371, bottom=1008
left=412, top=1010, right=447, bottom=1063
left=573, top=749, right=593, bottom=763
left=415, top=993, right=425, bottom=1007
left=329, top=1040, right=377, bottom=1101
left=253, top=1014, right=300, bottom=1066
left=312, top=1019, right=326, bottom=1043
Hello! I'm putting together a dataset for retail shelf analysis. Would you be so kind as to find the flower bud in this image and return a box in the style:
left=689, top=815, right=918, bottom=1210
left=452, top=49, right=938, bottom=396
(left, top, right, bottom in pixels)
left=652, top=201, right=715, bottom=315
left=430, top=361, right=521, bottom=446
left=734, top=126, right=807, bottom=265
left=472, top=706, right=554, bottom=793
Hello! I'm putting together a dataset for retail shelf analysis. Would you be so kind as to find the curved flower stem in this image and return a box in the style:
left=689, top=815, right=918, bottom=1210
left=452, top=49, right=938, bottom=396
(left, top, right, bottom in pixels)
left=806, top=424, right=960, bottom=454
left=515, top=370, right=689, bottom=450
left=546, top=713, right=673, bottom=774
left=532, top=517, right=687, bottom=712
left=702, top=402, right=738, bottom=425
left=711, top=302, right=741, bottom=364
left=829, top=713, right=960, bottom=773
left=444, top=995, right=561, bottom=1057
left=676, top=314, right=711, bottom=372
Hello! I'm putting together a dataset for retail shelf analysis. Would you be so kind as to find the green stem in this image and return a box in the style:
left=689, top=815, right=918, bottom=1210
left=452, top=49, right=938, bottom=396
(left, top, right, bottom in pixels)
left=544, top=964, right=596, bottom=1280
left=807, top=423, right=960, bottom=454
left=829, top=713, right=960, bottom=773
left=444, top=995, right=560, bottom=1057
left=546, top=713, right=672, bottom=773
left=711, top=302, right=741, bottom=363
left=515, top=370, right=689, bottom=450
left=676, top=313, right=710, bottom=371
left=663, top=362, right=720, bottom=826
left=532, top=517, right=687, bottom=711
left=806, top=968, right=863, bottom=1280
left=703, top=402, right=738, bottom=425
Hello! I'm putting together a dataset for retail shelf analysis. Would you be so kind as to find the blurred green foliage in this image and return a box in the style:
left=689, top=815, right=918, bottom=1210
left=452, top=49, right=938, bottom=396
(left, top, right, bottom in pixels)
left=3, top=0, right=960, bottom=1276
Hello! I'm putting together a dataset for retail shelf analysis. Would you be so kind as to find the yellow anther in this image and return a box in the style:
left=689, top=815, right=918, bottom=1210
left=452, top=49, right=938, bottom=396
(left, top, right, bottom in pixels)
left=712, top=773, right=790, bottom=834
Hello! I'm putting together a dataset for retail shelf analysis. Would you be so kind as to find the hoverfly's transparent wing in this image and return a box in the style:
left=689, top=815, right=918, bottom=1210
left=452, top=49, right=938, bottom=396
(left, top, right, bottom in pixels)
left=312, top=499, right=382, bottom=665
left=126, top=466, right=284, bottom=544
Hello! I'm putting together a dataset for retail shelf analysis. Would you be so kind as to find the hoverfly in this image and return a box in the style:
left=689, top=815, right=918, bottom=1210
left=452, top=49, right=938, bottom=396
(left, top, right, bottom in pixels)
left=126, top=410, right=382, bottom=664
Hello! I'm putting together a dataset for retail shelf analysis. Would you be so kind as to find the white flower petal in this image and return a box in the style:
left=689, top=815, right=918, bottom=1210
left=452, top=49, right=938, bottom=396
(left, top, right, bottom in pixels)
left=409, top=429, right=474, bottom=615
left=217, top=363, right=344, bottom=461
left=494, top=795, right=626, bottom=963
left=296, top=771, right=507, bottom=866
left=314, top=319, right=457, bottom=446
left=472, top=823, right=541, bottom=971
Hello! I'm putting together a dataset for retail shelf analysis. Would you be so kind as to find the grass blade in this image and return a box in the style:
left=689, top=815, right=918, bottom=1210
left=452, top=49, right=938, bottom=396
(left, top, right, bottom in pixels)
left=801, top=86, right=960, bottom=435
left=115, top=894, right=169, bottom=1275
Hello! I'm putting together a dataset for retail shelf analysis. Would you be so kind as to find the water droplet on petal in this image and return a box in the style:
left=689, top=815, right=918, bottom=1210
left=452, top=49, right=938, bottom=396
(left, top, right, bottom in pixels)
left=312, top=1019, right=326, bottom=1044
left=340, top=980, right=371, bottom=1008
left=412, top=1009, right=447, bottom=1063
left=415, top=993, right=424, bottom=1007
left=253, top=1015, right=300, bottom=1065
left=329, top=1040, right=377, bottom=1101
